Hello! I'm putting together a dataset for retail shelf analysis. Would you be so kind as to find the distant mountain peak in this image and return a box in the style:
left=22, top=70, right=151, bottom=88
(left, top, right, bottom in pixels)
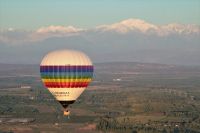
left=96, top=18, right=200, bottom=35
left=97, top=18, right=158, bottom=33
left=118, top=18, right=158, bottom=31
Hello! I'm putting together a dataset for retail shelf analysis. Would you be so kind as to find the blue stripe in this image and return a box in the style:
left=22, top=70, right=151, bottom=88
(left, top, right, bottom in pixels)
left=40, top=65, right=93, bottom=73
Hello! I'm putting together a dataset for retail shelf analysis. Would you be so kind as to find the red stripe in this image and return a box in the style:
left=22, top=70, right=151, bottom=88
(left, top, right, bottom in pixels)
left=44, top=82, right=89, bottom=88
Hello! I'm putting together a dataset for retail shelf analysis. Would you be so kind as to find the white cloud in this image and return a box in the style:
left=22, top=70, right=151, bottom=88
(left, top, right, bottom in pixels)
left=96, top=19, right=159, bottom=33
left=30, top=25, right=83, bottom=42
left=8, top=27, right=14, bottom=31
left=0, top=19, right=199, bottom=44
left=36, top=25, right=83, bottom=33
left=160, top=23, right=200, bottom=35
left=0, top=26, right=83, bottom=44
left=0, top=30, right=32, bottom=44
left=96, top=19, right=200, bottom=35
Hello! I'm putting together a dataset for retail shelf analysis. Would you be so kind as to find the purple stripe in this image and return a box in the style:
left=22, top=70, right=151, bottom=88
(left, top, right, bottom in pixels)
left=40, top=65, right=93, bottom=73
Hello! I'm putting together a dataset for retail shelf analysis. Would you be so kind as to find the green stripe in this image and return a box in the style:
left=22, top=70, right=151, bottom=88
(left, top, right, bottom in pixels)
left=41, top=72, right=92, bottom=77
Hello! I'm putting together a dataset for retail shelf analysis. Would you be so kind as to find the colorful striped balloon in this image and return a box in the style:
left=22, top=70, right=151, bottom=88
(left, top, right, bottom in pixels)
left=40, top=50, right=93, bottom=112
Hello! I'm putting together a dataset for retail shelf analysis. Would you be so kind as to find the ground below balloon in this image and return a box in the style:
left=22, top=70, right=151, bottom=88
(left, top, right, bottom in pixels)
left=0, top=62, right=200, bottom=133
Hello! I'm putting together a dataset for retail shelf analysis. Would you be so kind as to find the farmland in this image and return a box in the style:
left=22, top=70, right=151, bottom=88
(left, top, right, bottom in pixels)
left=0, top=62, right=200, bottom=133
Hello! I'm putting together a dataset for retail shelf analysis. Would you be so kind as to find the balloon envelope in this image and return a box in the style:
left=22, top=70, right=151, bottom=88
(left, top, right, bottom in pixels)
left=40, top=50, right=93, bottom=108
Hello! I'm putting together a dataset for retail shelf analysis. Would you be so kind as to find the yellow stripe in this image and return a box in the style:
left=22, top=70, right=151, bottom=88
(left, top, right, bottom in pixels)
left=42, top=78, right=92, bottom=82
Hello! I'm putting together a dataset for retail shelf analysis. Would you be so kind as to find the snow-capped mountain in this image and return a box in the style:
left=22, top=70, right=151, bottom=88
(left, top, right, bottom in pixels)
left=0, top=18, right=199, bottom=44
left=96, top=19, right=159, bottom=33
left=96, top=19, right=200, bottom=35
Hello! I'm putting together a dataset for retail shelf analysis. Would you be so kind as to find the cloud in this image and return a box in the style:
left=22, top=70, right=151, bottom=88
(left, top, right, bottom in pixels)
left=161, top=23, right=200, bottom=35
left=0, top=18, right=199, bottom=44
left=0, top=30, right=32, bottom=44
left=36, top=25, right=83, bottom=33
left=0, top=25, right=83, bottom=44
left=96, top=19, right=200, bottom=35
left=96, top=19, right=159, bottom=33
left=30, top=25, right=83, bottom=42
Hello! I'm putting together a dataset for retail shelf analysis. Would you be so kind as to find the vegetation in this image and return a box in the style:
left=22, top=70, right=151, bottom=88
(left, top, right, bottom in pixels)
left=0, top=63, right=200, bottom=132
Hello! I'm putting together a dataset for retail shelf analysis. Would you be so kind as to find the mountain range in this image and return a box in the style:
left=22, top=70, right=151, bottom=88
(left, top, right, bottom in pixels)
left=0, top=19, right=199, bottom=65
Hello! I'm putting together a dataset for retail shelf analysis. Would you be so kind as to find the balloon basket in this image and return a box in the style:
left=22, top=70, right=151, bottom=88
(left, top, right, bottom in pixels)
left=63, top=110, right=70, bottom=116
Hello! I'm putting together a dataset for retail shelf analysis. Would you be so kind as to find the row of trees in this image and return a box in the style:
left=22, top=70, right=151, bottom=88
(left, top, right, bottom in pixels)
left=96, top=117, right=199, bottom=133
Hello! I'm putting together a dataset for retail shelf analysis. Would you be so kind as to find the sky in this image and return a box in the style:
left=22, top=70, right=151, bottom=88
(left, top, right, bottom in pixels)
left=0, top=0, right=200, bottom=65
left=0, top=0, right=200, bottom=30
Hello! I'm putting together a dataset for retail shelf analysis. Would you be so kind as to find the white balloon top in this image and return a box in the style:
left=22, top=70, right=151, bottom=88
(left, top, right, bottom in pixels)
left=40, top=49, right=92, bottom=66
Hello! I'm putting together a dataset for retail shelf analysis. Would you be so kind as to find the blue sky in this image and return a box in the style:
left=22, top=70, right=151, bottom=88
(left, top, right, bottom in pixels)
left=0, top=0, right=200, bottom=30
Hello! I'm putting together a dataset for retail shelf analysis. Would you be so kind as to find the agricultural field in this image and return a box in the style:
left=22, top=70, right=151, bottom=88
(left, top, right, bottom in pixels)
left=0, top=62, right=200, bottom=133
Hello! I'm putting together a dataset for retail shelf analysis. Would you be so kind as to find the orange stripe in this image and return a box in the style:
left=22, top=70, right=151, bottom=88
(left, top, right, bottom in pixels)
left=44, top=82, right=90, bottom=88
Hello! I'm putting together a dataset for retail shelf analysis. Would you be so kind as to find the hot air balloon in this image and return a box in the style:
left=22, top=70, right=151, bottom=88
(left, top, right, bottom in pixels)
left=40, top=50, right=93, bottom=116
